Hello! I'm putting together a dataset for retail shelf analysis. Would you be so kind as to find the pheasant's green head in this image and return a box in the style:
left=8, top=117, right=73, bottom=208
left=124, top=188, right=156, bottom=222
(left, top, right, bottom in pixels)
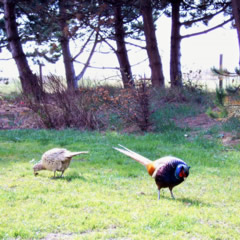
left=175, top=164, right=190, bottom=180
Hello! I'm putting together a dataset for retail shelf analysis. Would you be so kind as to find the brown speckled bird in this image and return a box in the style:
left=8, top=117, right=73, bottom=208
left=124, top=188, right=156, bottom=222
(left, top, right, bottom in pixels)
left=33, top=148, right=88, bottom=177
left=114, top=145, right=190, bottom=199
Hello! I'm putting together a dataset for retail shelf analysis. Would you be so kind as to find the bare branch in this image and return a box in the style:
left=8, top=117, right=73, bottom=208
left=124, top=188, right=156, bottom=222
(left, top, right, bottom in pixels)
left=124, top=41, right=146, bottom=50
left=107, top=33, right=146, bottom=46
left=72, top=29, right=95, bottom=61
left=75, top=57, right=148, bottom=72
left=74, top=60, right=119, bottom=70
left=181, top=17, right=233, bottom=39
left=0, top=43, right=9, bottom=49
left=131, top=57, right=148, bottom=67
left=99, top=33, right=116, bottom=53
left=94, top=48, right=113, bottom=54
left=75, top=30, right=100, bottom=82
left=99, top=35, right=145, bottom=52
left=0, top=57, right=13, bottom=61
left=100, top=74, right=121, bottom=80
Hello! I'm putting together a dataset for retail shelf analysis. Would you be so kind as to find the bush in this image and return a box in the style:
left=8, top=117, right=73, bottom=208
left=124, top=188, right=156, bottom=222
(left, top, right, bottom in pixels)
left=22, top=75, right=152, bottom=131
left=215, top=87, right=226, bottom=106
left=24, top=75, right=104, bottom=130
left=21, top=75, right=213, bottom=132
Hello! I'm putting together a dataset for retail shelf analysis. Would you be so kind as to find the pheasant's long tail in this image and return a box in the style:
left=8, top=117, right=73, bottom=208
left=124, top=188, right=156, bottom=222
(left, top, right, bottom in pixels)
left=113, top=144, right=152, bottom=167
left=66, top=151, right=89, bottom=157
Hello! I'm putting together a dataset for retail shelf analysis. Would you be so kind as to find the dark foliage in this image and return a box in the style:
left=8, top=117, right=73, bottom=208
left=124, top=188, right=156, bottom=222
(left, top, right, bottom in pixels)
left=22, top=75, right=153, bottom=131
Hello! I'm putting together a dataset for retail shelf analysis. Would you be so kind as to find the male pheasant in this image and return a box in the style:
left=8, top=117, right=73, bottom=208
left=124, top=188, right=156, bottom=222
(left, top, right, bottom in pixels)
left=114, top=145, right=190, bottom=199
left=33, top=148, right=88, bottom=177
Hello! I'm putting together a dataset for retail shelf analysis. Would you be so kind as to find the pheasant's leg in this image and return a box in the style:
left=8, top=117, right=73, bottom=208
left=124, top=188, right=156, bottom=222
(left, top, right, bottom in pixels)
left=53, top=171, right=56, bottom=178
left=169, top=188, right=175, bottom=199
left=60, top=170, right=65, bottom=177
left=158, top=189, right=160, bottom=200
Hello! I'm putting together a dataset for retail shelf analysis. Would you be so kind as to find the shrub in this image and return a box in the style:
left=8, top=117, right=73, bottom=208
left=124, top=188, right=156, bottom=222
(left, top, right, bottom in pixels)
left=20, top=75, right=212, bottom=132
left=23, top=76, right=152, bottom=131
left=215, top=87, right=226, bottom=106
left=23, top=75, right=104, bottom=130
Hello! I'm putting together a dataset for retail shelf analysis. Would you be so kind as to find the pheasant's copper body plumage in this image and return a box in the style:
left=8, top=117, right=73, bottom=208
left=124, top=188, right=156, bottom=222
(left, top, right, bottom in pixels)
left=114, top=145, right=190, bottom=199
left=33, top=148, right=88, bottom=177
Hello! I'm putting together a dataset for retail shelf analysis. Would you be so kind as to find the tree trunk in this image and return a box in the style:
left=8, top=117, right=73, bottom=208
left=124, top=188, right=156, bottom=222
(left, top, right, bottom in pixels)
left=114, top=4, right=134, bottom=88
left=231, top=0, right=240, bottom=66
left=4, top=0, right=42, bottom=99
left=59, top=0, right=77, bottom=90
left=170, top=0, right=182, bottom=87
left=140, top=0, right=164, bottom=87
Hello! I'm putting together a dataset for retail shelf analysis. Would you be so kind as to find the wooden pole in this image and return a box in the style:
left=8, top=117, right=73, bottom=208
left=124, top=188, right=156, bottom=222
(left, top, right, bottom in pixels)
left=39, top=62, right=43, bottom=90
left=219, top=54, right=223, bottom=89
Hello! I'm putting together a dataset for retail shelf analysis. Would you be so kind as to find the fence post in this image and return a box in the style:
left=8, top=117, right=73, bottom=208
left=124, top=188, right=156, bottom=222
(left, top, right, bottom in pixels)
left=219, top=54, right=223, bottom=89
left=38, top=62, right=44, bottom=90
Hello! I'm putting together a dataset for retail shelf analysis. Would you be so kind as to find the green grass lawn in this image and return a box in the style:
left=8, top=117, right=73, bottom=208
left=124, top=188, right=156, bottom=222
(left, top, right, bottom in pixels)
left=0, top=129, right=239, bottom=240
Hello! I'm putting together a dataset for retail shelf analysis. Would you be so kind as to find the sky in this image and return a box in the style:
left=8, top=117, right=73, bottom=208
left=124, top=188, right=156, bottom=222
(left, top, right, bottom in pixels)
left=0, top=15, right=239, bottom=84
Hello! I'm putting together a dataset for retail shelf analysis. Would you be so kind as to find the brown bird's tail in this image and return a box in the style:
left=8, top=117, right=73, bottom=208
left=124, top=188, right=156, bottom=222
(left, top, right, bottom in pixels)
left=65, top=151, right=89, bottom=158
left=113, top=144, right=152, bottom=167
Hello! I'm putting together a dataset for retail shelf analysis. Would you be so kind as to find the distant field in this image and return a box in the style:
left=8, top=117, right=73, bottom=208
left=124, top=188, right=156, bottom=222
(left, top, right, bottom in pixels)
left=0, top=72, right=239, bottom=96
left=0, top=78, right=22, bottom=95
left=0, top=76, right=123, bottom=96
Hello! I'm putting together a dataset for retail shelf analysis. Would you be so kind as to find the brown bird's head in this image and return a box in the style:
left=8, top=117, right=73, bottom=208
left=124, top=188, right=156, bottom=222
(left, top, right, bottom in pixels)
left=33, top=163, right=45, bottom=176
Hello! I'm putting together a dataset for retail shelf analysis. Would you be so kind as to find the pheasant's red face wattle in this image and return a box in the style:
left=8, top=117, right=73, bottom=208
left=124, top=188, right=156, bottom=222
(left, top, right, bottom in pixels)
left=179, top=170, right=187, bottom=178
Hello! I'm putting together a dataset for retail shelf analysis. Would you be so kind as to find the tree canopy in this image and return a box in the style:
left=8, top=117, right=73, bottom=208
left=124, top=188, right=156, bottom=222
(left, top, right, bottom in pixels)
left=0, top=0, right=239, bottom=93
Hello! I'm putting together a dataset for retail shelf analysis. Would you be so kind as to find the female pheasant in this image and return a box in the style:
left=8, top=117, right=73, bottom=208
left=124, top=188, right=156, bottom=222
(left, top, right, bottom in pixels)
left=114, top=145, right=190, bottom=199
left=33, top=148, right=88, bottom=177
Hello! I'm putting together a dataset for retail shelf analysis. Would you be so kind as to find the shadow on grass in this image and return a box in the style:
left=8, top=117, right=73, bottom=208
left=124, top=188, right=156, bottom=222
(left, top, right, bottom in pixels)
left=158, top=193, right=212, bottom=207
left=51, top=174, right=86, bottom=182
left=177, top=197, right=212, bottom=207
